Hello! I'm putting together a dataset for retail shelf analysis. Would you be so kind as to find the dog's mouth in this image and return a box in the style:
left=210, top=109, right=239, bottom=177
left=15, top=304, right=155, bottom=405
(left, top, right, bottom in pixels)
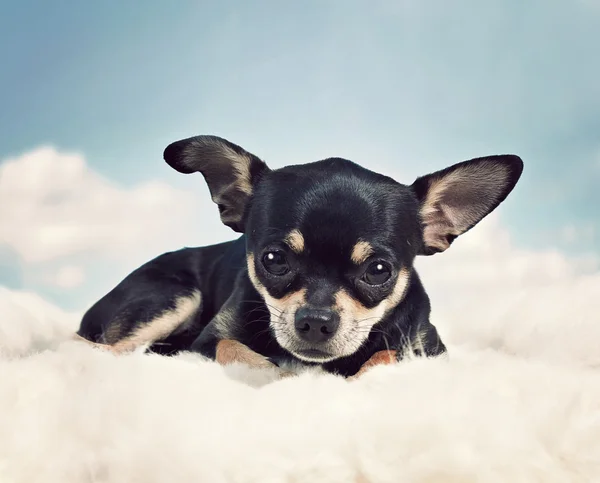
left=292, top=348, right=336, bottom=363
left=272, top=317, right=370, bottom=364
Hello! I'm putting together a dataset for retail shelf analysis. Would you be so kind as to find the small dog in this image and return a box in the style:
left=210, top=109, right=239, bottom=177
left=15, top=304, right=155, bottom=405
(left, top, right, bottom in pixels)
left=76, top=135, right=523, bottom=378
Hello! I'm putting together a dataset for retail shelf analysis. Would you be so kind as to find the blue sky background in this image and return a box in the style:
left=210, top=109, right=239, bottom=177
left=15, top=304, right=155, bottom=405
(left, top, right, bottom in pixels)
left=1, top=0, right=599, bottom=310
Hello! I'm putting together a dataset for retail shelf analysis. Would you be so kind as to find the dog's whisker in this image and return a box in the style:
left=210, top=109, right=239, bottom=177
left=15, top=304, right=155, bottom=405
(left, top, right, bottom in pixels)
left=253, top=327, right=275, bottom=338
left=237, top=301, right=284, bottom=316
left=355, top=316, right=382, bottom=324
left=243, top=307, right=271, bottom=318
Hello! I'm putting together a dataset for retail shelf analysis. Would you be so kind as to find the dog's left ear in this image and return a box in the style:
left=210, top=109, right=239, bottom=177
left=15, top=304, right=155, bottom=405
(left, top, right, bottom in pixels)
left=163, top=135, right=270, bottom=233
left=411, top=155, right=523, bottom=255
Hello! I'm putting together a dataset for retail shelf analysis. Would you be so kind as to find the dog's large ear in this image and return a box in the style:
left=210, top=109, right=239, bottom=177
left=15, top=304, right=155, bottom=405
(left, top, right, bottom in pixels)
left=163, top=135, right=270, bottom=232
left=411, top=155, right=523, bottom=255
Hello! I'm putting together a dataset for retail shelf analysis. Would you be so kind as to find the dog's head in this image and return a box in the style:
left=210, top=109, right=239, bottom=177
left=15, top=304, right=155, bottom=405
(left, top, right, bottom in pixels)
left=164, top=135, right=523, bottom=363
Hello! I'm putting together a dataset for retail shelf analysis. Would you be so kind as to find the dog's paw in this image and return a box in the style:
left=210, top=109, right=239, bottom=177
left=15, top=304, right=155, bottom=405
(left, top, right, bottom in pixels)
left=348, top=350, right=398, bottom=380
left=215, top=339, right=278, bottom=370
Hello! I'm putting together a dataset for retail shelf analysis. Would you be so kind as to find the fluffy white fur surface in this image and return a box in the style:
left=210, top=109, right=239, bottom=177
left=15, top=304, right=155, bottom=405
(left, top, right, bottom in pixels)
left=1, top=289, right=600, bottom=483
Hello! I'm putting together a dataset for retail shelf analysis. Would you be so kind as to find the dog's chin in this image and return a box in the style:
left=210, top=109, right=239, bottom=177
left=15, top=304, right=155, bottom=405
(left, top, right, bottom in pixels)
left=290, top=348, right=339, bottom=364
left=272, top=325, right=367, bottom=364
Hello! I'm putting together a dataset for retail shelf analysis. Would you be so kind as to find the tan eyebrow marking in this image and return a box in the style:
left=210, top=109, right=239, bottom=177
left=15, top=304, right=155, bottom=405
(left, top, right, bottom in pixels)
left=350, top=240, right=374, bottom=265
left=285, top=229, right=305, bottom=254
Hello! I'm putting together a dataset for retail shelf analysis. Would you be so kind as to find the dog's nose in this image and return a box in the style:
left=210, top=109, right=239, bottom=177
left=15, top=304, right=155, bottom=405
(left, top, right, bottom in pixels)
left=294, top=307, right=340, bottom=343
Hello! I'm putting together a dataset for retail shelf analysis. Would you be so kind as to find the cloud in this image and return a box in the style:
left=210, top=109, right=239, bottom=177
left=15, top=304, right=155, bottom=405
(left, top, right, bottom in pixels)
left=416, top=213, right=600, bottom=368
left=0, top=146, right=234, bottom=301
left=0, top=146, right=211, bottom=264
left=51, top=265, right=86, bottom=289
left=0, top=286, right=79, bottom=358
left=561, top=223, right=595, bottom=246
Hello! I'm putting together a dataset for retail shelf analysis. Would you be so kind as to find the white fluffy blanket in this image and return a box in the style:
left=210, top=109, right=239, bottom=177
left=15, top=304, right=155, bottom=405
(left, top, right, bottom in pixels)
left=1, top=288, right=600, bottom=483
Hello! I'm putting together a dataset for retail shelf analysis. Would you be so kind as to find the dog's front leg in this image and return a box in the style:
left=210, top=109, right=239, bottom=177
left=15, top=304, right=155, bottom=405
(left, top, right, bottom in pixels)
left=193, top=279, right=297, bottom=377
left=349, top=322, right=448, bottom=380
left=348, top=350, right=398, bottom=380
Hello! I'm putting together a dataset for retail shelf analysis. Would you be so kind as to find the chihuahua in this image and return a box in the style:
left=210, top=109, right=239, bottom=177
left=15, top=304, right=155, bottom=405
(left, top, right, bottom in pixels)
left=76, top=135, right=523, bottom=378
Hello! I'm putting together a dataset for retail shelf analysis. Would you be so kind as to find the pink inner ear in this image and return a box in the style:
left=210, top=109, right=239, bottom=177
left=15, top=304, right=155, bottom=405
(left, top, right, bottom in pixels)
left=422, top=215, right=458, bottom=252
left=419, top=162, right=511, bottom=252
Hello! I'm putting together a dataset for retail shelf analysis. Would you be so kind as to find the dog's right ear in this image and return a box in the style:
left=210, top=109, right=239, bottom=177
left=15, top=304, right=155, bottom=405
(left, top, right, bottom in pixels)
left=163, top=135, right=270, bottom=233
left=411, top=154, right=523, bottom=255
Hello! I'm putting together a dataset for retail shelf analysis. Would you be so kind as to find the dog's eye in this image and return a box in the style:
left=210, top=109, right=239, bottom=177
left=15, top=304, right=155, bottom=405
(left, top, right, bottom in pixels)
left=363, top=261, right=392, bottom=285
left=262, top=251, right=289, bottom=276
